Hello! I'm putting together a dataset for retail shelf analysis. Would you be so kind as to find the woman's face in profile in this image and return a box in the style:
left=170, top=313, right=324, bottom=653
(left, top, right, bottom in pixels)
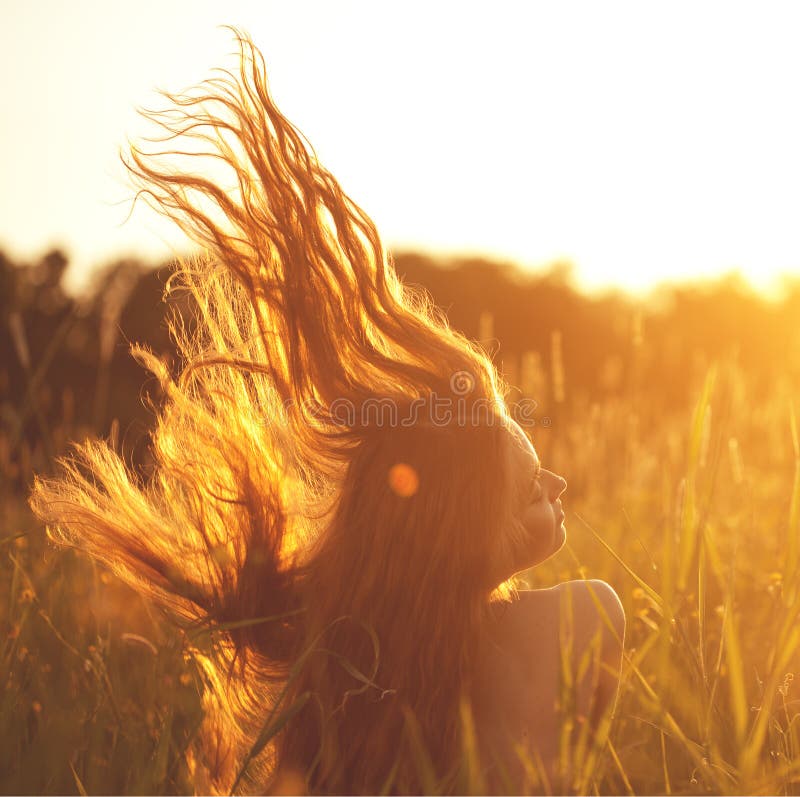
left=506, top=420, right=568, bottom=572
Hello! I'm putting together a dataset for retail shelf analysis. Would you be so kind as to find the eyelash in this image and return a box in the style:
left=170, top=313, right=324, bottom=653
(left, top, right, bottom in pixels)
left=530, top=473, right=543, bottom=502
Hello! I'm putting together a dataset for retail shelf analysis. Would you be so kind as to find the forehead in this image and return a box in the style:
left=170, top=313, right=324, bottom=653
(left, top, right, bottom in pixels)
left=507, top=422, right=540, bottom=470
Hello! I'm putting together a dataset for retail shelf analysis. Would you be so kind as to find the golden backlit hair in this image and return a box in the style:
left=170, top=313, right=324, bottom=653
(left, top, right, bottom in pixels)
left=29, top=29, right=524, bottom=794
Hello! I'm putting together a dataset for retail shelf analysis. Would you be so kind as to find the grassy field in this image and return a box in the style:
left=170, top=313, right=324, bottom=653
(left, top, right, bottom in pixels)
left=3, top=262, right=800, bottom=793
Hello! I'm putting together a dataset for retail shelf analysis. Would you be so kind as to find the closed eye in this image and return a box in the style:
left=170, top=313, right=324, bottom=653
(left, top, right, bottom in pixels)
left=530, top=469, right=543, bottom=502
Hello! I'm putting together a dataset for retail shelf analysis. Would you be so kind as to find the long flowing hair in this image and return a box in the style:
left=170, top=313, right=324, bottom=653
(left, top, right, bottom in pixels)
left=29, top=29, right=523, bottom=794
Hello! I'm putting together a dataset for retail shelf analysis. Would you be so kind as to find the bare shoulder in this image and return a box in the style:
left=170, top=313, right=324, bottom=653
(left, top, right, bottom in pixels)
left=554, top=580, right=626, bottom=734
left=553, top=579, right=626, bottom=646
left=492, top=581, right=625, bottom=654
left=496, top=585, right=560, bottom=629
left=488, top=586, right=560, bottom=656
left=503, top=581, right=624, bottom=622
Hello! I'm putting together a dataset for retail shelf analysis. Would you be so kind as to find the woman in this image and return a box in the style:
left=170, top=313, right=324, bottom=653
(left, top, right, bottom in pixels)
left=29, top=30, right=624, bottom=795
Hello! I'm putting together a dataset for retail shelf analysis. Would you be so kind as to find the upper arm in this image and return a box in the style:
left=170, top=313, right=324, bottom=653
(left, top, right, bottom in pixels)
left=555, top=580, right=625, bottom=734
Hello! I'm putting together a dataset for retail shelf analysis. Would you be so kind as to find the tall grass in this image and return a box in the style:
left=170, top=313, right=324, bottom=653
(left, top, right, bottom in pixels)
left=3, top=304, right=800, bottom=793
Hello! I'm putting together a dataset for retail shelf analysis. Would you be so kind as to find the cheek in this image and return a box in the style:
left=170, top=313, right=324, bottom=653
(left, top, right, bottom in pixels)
left=522, top=503, right=555, bottom=545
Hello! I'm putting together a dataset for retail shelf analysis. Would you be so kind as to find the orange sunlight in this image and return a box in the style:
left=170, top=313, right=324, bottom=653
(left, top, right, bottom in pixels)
left=2, top=2, right=800, bottom=297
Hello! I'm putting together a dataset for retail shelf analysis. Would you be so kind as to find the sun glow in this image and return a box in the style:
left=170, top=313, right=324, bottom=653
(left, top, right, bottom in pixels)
left=2, top=2, right=800, bottom=297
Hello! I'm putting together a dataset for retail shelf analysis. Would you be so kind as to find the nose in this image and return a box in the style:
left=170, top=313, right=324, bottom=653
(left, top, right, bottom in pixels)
left=544, top=470, right=567, bottom=501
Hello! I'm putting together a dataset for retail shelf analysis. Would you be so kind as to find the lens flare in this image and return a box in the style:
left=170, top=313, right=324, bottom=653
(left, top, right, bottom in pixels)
left=388, top=463, right=419, bottom=498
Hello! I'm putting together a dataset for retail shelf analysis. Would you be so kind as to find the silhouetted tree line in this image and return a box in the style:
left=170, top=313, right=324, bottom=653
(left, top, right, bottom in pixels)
left=2, top=246, right=799, bottom=488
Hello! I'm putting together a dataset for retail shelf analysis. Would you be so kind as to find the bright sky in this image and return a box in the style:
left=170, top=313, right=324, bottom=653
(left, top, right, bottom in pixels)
left=2, top=1, right=800, bottom=296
